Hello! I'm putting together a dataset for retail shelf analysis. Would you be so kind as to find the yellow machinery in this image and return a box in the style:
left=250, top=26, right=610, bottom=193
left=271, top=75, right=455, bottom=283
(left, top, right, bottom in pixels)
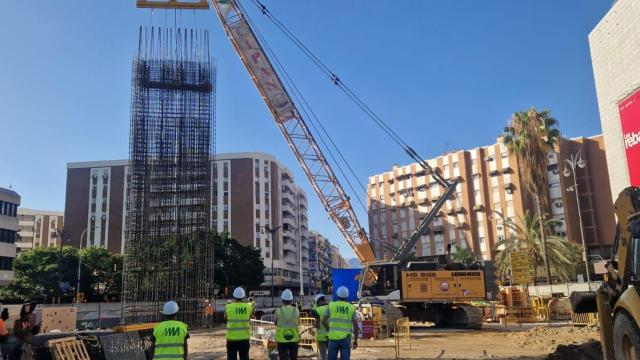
left=135, top=0, right=491, bottom=328
left=572, top=187, right=640, bottom=359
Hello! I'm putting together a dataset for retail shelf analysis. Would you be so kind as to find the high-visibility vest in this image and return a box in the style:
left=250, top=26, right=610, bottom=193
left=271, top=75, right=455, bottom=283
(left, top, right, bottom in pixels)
left=327, top=301, right=355, bottom=341
left=314, top=305, right=329, bottom=341
left=152, top=320, right=188, bottom=360
left=275, top=305, right=300, bottom=343
left=225, top=302, right=252, bottom=341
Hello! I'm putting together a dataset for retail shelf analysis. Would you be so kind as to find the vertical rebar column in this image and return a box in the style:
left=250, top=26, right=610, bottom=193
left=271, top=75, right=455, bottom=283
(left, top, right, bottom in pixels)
left=123, top=27, right=215, bottom=327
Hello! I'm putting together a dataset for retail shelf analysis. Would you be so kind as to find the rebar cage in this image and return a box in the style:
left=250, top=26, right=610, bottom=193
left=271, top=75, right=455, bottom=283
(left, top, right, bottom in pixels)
left=122, top=26, right=215, bottom=327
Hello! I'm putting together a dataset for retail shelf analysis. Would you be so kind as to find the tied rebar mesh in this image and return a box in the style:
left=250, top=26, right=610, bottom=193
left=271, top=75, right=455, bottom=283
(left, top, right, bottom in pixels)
left=122, top=26, right=215, bottom=328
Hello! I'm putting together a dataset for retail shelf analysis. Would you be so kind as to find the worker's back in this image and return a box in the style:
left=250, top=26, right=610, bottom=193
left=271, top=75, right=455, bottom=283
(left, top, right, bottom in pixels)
left=153, top=319, right=188, bottom=360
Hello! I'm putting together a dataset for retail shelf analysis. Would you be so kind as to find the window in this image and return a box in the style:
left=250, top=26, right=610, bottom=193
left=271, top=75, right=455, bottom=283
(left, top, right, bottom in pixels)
left=91, top=186, right=97, bottom=199
left=256, top=209, right=260, bottom=219
left=223, top=162, right=229, bottom=178
left=91, top=203, right=96, bottom=213
left=501, top=152, right=508, bottom=159
left=255, top=181, right=260, bottom=204
left=254, top=159, right=260, bottom=177
left=487, top=155, right=495, bottom=162
left=223, top=220, right=229, bottom=232
left=102, top=201, right=107, bottom=212
left=453, top=162, right=459, bottom=169
left=212, top=163, right=218, bottom=178
left=102, top=185, right=108, bottom=198
left=265, top=209, right=270, bottom=219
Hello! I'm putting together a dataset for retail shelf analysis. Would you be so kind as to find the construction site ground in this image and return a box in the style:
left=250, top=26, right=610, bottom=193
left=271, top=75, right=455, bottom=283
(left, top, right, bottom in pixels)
left=189, top=322, right=602, bottom=360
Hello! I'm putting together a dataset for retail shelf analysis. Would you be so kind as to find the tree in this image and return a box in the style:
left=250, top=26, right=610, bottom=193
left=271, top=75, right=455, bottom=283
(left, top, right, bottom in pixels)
left=214, top=232, right=265, bottom=291
left=450, top=245, right=478, bottom=265
left=80, top=247, right=123, bottom=301
left=494, top=211, right=576, bottom=283
left=501, top=108, right=561, bottom=284
left=0, top=246, right=83, bottom=301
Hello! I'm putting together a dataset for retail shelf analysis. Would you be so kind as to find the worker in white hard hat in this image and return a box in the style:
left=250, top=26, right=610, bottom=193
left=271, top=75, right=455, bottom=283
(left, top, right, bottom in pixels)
left=150, top=301, right=189, bottom=360
left=275, top=289, right=300, bottom=360
left=322, top=286, right=358, bottom=360
left=313, top=294, right=329, bottom=360
left=225, top=287, right=252, bottom=360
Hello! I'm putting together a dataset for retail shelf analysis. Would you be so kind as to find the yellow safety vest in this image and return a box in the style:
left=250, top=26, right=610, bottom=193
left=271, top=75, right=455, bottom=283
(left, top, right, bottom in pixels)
left=275, top=305, right=300, bottom=343
left=226, top=302, right=252, bottom=341
left=314, top=305, right=329, bottom=341
left=328, top=301, right=355, bottom=341
left=153, top=320, right=188, bottom=360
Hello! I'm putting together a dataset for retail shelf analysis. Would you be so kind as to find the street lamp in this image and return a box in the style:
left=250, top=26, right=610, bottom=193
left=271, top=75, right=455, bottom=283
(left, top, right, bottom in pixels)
left=75, top=228, right=89, bottom=304
left=264, top=225, right=281, bottom=307
left=563, top=149, right=590, bottom=285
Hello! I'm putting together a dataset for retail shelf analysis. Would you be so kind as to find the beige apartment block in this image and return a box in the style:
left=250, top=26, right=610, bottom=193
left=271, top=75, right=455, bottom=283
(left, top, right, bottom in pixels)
left=368, top=135, right=615, bottom=260
left=16, top=208, right=64, bottom=252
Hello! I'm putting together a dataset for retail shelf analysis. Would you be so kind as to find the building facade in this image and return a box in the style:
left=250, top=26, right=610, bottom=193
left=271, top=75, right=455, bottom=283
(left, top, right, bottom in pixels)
left=16, top=209, right=64, bottom=252
left=64, top=153, right=311, bottom=290
left=64, top=160, right=128, bottom=254
left=212, top=152, right=310, bottom=291
left=308, top=230, right=349, bottom=292
left=589, top=0, right=640, bottom=195
left=368, top=135, right=615, bottom=260
left=0, top=188, right=19, bottom=286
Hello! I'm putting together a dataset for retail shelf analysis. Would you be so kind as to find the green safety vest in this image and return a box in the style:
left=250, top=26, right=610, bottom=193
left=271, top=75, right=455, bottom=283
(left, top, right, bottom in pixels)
left=152, top=320, right=188, bottom=360
left=226, top=302, right=252, bottom=341
left=314, top=305, right=329, bottom=342
left=328, top=301, right=355, bottom=341
left=275, top=305, right=300, bottom=343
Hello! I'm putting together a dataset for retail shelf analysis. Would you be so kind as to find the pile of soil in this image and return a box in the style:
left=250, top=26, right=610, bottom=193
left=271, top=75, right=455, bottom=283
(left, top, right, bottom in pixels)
left=506, top=325, right=602, bottom=358
left=544, top=340, right=603, bottom=360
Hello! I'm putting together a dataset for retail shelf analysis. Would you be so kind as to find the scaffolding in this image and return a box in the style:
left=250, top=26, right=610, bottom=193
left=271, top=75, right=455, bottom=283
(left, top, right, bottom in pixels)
left=122, top=26, right=215, bottom=327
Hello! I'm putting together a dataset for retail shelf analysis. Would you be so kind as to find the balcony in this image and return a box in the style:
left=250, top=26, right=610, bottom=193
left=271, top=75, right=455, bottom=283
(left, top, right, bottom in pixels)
left=472, top=204, right=484, bottom=212
left=504, top=182, right=515, bottom=194
left=283, top=239, right=296, bottom=252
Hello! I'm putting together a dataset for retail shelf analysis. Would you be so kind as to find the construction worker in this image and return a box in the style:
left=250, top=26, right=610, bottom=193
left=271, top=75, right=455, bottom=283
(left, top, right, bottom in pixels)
left=205, top=299, right=214, bottom=328
left=275, top=289, right=300, bottom=360
left=322, top=286, right=358, bottom=360
left=150, top=301, right=189, bottom=360
left=225, top=287, right=252, bottom=360
left=313, top=294, right=329, bottom=360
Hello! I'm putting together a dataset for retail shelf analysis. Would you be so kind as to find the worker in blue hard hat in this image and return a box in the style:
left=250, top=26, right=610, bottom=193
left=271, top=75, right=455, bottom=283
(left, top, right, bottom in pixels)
left=150, top=301, right=190, bottom=360
left=322, top=286, right=358, bottom=360
left=225, top=287, right=252, bottom=360
left=275, top=289, right=300, bottom=360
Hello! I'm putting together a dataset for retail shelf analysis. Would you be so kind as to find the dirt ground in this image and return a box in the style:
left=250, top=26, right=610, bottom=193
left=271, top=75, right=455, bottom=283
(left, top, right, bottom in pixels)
left=189, top=323, right=603, bottom=360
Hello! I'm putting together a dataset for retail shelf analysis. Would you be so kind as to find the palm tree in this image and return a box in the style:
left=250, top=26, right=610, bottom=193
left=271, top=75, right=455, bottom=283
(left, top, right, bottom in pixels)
left=501, top=108, right=560, bottom=284
left=494, top=211, right=575, bottom=283
left=451, top=245, right=479, bottom=265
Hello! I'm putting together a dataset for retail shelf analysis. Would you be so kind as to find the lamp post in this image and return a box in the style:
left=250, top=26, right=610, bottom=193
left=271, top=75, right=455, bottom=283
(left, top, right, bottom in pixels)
left=53, top=228, right=70, bottom=303
left=563, top=149, right=591, bottom=285
left=264, top=225, right=281, bottom=307
left=75, top=228, right=89, bottom=304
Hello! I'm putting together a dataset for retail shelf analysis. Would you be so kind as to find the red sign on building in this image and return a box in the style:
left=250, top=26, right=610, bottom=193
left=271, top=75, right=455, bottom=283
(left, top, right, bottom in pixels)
left=619, top=89, right=640, bottom=186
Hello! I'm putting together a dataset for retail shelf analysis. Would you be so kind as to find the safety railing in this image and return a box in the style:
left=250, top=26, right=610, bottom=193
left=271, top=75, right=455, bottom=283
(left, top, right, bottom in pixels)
left=571, top=312, right=599, bottom=327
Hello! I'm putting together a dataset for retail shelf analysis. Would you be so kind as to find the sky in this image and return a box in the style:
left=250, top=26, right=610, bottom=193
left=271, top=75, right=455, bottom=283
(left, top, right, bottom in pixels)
left=0, top=1, right=612, bottom=259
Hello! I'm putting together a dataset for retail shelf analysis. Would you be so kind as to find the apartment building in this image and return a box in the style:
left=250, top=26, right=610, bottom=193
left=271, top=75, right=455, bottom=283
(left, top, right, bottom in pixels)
left=330, top=244, right=349, bottom=269
left=308, top=231, right=332, bottom=291
left=212, top=152, right=310, bottom=291
left=368, top=135, right=614, bottom=260
left=589, top=0, right=640, bottom=195
left=64, top=160, right=128, bottom=254
left=16, top=209, right=64, bottom=252
left=0, top=187, right=19, bottom=286
left=64, top=152, right=311, bottom=290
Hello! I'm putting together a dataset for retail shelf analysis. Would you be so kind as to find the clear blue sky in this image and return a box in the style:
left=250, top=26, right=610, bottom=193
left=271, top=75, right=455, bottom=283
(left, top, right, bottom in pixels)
left=0, top=1, right=611, bottom=259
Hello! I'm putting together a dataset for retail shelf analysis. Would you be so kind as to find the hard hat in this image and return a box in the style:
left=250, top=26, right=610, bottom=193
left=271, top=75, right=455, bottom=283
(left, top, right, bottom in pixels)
left=337, top=286, right=349, bottom=299
left=161, top=301, right=179, bottom=315
left=314, top=294, right=325, bottom=302
left=233, top=287, right=246, bottom=299
left=281, top=289, right=294, bottom=301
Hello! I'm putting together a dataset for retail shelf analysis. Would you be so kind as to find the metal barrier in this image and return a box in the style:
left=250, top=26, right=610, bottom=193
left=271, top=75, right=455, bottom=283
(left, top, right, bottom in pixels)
left=395, top=317, right=411, bottom=351
left=499, top=306, right=538, bottom=325
left=571, top=312, right=599, bottom=327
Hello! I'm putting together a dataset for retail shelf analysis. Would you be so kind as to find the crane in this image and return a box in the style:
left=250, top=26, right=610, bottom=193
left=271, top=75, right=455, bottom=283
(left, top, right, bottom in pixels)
left=136, top=0, right=491, bottom=328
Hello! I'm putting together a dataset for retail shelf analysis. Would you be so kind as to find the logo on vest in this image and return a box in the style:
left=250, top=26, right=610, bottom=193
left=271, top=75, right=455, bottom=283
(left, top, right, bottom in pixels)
left=235, top=307, right=247, bottom=315
left=163, top=327, right=180, bottom=337
left=624, top=131, right=640, bottom=150
left=336, top=305, right=350, bottom=314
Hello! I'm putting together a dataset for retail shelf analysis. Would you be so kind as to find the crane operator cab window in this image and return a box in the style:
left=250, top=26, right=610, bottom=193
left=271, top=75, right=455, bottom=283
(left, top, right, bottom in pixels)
left=361, top=264, right=400, bottom=296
